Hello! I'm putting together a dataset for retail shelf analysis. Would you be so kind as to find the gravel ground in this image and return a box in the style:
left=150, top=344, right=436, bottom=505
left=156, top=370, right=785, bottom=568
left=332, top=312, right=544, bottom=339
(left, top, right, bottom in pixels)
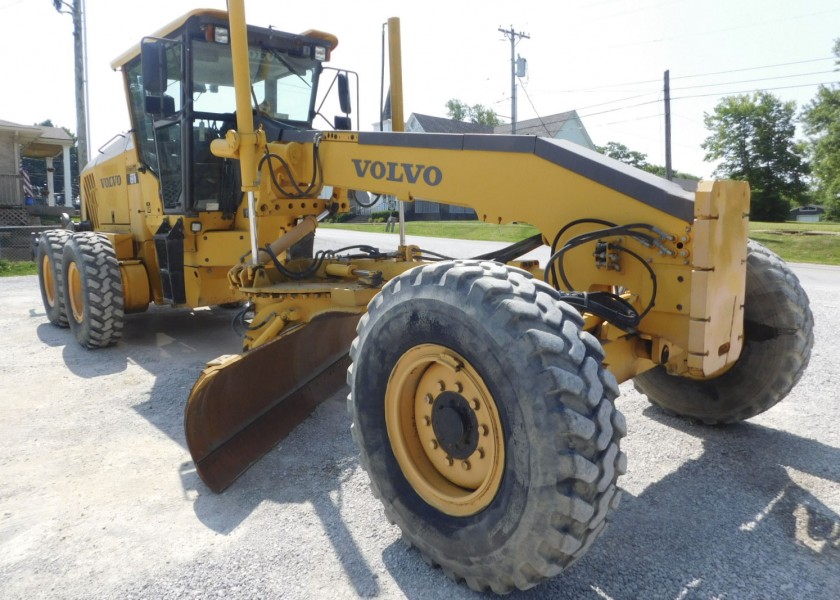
left=1, top=235, right=838, bottom=599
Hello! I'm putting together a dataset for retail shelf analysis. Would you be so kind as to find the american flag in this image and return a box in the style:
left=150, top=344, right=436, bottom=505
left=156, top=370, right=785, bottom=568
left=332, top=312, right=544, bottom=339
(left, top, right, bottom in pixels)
left=19, top=164, right=34, bottom=199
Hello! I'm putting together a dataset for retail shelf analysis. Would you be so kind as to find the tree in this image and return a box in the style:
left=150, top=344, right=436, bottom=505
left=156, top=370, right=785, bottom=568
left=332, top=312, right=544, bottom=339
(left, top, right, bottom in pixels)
left=801, top=39, right=840, bottom=220
left=597, top=142, right=648, bottom=169
left=445, top=99, right=470, bottom=122
left=702, top=92, right=808, bottom=222
left=470, top=105, right=500, bottom=127
left=597, top=141, right=700, bottom=180
left=445, top=99, right=501, bottom=126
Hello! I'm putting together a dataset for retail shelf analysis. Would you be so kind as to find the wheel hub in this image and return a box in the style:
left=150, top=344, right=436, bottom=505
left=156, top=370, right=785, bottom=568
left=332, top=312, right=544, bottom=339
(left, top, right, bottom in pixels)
left=432, top=392, right=478, bottom=460
left=67, top=261, right=84, bottom=323
left=385, top=344, right=505, bottom=517
left=42, top=255, right=56, bottom=306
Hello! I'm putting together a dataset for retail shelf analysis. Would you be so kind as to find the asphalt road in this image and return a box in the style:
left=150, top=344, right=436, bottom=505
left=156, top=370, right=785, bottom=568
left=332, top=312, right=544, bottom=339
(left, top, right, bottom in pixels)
left=1, top=231, right=838, bottom=599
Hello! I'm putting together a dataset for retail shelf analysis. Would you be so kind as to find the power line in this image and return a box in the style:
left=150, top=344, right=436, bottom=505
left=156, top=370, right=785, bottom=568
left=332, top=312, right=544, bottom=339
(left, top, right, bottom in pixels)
left=499, top=25, right=529, bottom=134
left=552, top=56, right=835, bottom=94
left=578, top=99, right=661, bottom=120
left=516, top=79, right=552, bottom=136
left=671, top=61, right=838, bottom=81
left=672, top=113, right=704, bottom=126
left=671, top=81, right=839, bottom=101
left=575, top=80, right=836, bottom=121
left=517, top=77, right=661, bottom=130
left=602, top=112, right=663, bottom=126
left=572, top=92, right=656, bottom=113
left=672, top=69, right=838, bottom=91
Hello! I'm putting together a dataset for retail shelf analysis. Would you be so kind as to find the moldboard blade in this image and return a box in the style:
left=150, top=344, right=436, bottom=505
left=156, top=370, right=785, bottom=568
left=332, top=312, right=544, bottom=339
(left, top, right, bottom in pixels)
left=185, top=312, right=361, bottom=492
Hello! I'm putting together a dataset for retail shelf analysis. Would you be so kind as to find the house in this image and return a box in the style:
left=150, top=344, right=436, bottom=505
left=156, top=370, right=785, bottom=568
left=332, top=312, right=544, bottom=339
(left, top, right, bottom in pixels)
left=789, top=204, right=825, bottom=223
left=0, top=119, right=75, bottom=225
left=406, top=113, right=493, bottom=135
left=358, top=111, right=594, bottom=220
left=494, top=111, right=595, bottom=150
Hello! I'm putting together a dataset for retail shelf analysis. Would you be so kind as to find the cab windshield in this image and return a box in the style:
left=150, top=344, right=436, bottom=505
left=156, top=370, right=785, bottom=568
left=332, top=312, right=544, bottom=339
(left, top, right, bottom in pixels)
left=127, top=26, right=324, bottom=215
left=192, top=39, right=318, bottom=124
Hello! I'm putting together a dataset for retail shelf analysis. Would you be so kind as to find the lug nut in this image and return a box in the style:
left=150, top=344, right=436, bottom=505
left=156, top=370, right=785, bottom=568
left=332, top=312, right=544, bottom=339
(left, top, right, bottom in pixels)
left=461, top=461, right=471, bottom=471
left=445, top=456, right=454, bottom=466
left=437, top=381, right=446, bottom=392
left=422, top=415, right=431, bottom=426
left=424, top=393, right=434, bottom=405
left=454, top=382, right=463, bottom=393
left=429, top=439, right=439, bottom=450
left=477, top=447, right=485, bottom=459
left=480, top=424, right=489, bottom=437
left=471, top=398, right=480, bottom=410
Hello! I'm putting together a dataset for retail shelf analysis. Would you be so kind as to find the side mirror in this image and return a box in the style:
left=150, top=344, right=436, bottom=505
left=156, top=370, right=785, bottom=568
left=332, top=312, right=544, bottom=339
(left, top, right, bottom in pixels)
left=141, top=39, right=167, bottom=95
left=145, top=95, right=176, bottom=117
left=337, top=73, right=352, bottom=115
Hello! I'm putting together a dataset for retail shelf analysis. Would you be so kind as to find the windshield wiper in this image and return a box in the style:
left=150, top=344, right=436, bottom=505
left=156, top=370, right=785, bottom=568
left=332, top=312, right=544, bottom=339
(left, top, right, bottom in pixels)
left=265, top=46, right=312, bottom=89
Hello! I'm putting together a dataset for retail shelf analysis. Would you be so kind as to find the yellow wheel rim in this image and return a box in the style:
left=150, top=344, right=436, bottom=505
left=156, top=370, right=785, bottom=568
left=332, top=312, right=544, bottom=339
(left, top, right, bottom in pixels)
left=67, top=261, right=84, bottom=323
left=385, top=344, right=505, bottom=517
left=42, top=255, right=56, bottom=306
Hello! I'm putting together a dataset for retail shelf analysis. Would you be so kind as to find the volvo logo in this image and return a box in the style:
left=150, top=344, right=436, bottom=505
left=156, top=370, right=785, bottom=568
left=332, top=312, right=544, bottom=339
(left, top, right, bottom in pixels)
left=100, top=175, right=122, bottom=189
left=351, top=159, right=443, bottom=186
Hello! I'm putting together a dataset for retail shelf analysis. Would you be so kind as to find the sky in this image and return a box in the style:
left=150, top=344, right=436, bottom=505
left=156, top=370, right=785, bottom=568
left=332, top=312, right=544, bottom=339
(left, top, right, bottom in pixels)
left=1, top=0, right=838, bottom=179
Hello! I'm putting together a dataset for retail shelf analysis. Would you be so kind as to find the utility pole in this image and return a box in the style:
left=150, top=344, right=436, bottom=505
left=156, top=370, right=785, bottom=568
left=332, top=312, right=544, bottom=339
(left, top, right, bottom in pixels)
left=498, top=26, right=529, bottom=134
left=52, top=0, right=89, bottom=170
left=664, top=69, right=673, bottom=181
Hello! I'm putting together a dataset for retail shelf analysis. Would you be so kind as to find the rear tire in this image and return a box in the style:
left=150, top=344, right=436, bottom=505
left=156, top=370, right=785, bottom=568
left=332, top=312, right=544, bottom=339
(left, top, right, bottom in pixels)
left=37, top=229, right=72, bottom=327
left=62, top=232, right=125, bottom=349
left=348, top=261, right=627, bottom=593
left=634, top=241, right=813, bottom=423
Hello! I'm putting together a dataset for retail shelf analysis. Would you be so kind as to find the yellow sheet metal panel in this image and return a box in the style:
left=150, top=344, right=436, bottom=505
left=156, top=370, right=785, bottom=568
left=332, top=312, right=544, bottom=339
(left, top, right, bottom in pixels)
left=189, top=230, right=251, bottom=267
left=93, top=232, right=135, bottom=261
left=183, top=266, right=241, bottom=307
left=126, top=166, right=161, bottom=243
left=688, top=180, right=750, bottom=377
left=119, top=261, right=151, bottom=313
left=86, top=150, right=132, bottom=227
left=317, top=133, right=696, bottom=346
left=601, top=336, right=656, bottom=383
left=111, top=9, right=229, bottom=69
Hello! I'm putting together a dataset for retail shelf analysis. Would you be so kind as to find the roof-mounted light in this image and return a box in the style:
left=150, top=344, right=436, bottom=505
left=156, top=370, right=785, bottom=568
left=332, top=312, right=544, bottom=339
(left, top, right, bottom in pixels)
left=202, top=24, right=229, bottom=44
left=314, top=46, right=327, bottom=61
left=214, top=27, right=229, bottom=44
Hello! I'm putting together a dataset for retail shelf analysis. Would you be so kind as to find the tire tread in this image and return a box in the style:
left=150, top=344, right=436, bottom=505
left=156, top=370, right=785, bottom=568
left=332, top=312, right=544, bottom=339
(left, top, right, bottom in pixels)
left=634, top=240, right=814, bottom=423
left=348, top=260, right=627, bottom=592
left=63, top=232, right=125, bottom=349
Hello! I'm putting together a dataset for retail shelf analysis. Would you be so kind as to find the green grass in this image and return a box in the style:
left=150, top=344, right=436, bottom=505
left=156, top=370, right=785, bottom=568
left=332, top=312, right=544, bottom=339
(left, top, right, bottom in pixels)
left=749, top=221, right=840, bottom=233
left=748, top=222, right=840, bottom=265
left=2, top=220, right=835, bottom=278
left=0, top=260, right=36, bottom=277
left=320, top=221, right=539, bottom=243
left=324, top=220, right=840, bottom=266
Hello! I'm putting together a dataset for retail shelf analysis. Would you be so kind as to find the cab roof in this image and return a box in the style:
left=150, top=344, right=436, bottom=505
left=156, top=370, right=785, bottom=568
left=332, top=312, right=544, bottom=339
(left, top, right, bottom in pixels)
left=111, top=8, right=338, bottom=70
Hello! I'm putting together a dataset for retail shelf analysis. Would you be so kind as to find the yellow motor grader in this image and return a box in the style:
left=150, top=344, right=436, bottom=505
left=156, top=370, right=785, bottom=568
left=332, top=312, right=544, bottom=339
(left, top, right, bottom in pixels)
left=36, top=1, right=813, bottom=593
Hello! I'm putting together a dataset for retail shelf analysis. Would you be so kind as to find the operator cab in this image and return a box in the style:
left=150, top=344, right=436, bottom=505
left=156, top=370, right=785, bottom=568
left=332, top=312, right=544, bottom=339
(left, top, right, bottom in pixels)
left=115, top=10, right=338, bottom=216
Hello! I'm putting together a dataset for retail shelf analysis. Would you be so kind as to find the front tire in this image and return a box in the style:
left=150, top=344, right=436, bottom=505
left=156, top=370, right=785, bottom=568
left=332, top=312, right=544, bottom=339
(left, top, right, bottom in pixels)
left=634, top=241, right=814, bottom=423
left=348, top=261, right=626, bottom=593
left=62, top=232, right=125, bottom=349
left=37, top=229, right=72, bottom=327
